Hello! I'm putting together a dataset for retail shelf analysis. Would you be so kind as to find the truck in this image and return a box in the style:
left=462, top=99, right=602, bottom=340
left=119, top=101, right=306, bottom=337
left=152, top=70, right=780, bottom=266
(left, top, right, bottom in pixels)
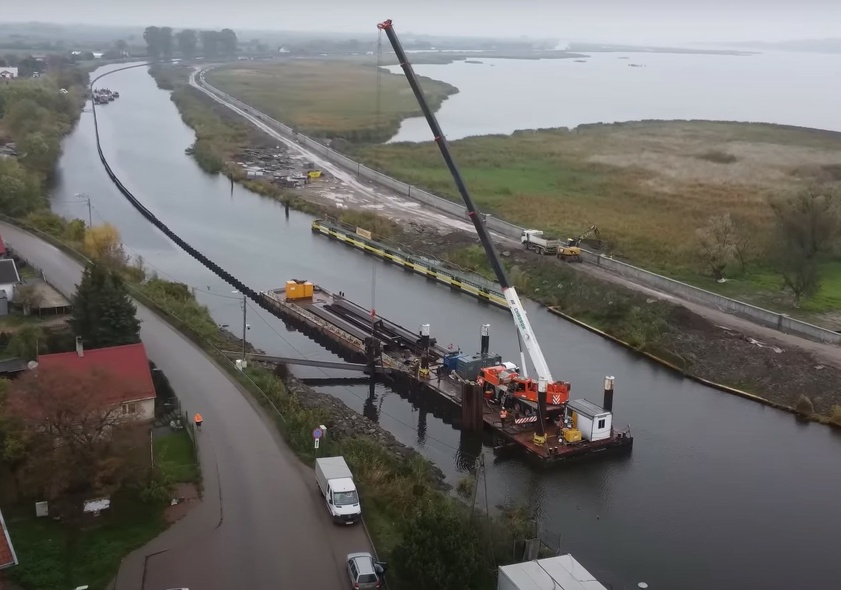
left=520, top=229, right=561, bottom=255
left=315, top=456, right=361, bottom=525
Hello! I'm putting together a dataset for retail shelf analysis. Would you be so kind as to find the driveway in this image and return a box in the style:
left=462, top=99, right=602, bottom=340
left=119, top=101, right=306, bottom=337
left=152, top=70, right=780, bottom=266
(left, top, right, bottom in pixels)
left=0, top=221, right=371, bottom=590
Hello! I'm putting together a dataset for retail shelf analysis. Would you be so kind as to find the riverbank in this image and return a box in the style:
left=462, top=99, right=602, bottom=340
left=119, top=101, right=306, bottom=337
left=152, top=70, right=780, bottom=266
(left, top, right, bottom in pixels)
left=0, top=63, right=88, bottom=217
left=146, top=63, right=841, bottom=427
left=205, top=60, right=459, bottom=143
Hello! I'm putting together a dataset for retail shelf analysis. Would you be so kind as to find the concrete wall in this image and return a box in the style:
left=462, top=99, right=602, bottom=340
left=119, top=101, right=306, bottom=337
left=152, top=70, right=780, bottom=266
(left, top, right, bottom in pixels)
left=197, top=71, right=841, bottom=346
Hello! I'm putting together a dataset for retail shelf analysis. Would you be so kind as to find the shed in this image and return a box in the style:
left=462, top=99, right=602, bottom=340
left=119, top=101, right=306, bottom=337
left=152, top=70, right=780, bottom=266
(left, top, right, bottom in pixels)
left=497, top=554, right=608, bottom=590
left=567, top=399, right=612, bottom=442
left=0, top=357, right=28, bottom=378
left=0, top=259, right=20, bottom=303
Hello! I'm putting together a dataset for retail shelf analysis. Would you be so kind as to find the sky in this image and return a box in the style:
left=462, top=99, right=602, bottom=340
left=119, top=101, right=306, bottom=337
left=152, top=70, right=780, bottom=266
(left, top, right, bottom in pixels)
left=6, top=0, right=841, bottom=45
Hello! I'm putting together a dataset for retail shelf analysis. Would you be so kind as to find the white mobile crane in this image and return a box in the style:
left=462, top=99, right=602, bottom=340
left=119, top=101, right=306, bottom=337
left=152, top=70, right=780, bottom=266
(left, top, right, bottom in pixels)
left=378, top=19, right=561, bottom=444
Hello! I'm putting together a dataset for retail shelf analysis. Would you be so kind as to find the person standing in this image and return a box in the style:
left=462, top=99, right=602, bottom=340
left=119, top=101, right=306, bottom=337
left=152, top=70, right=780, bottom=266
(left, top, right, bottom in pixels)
left=194, top=412, right=203, bottom=431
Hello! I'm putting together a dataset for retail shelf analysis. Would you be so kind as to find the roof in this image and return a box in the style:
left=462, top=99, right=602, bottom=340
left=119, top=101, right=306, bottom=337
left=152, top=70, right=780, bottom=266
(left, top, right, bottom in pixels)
left=37, top=342, right=156, bottom=404
left=567, top=399, right=609, bottom=419
left=498, top=554, right=607, bottom=590
left=0, top=506, right=18, bottom=570
left=0, top=232, right=5, bottom=256
left=0, top=259, right=19, bottom=285
left=0, top=67, right=17, bottom=77
left=0, top=357, right=28, bottom=375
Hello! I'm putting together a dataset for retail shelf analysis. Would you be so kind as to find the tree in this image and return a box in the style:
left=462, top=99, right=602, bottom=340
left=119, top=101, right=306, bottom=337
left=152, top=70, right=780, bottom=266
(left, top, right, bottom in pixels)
left=83, top=223, right=129, bottom=270
left=15, top=283, right=44, bottom=316
left=770, top=186, right=841, bottom=307
left=696, top=213, right=738, bottom=280
left=1, top=366, right=148, bottom=517
left=71, top=262, right=141, bottom=349
left=160, top=27, right=174, bottom=60
left=115, top=39, right=128, bottom=54
left=144, top=26, right=162, bottom=60
left=200, top=30, right=220, bottom=58
left=393, top=501, right=486, bottom=590
left=176, top=29, right=198, bottom=59
left=0, top=158, right=43, bottom=216
left=219, top=29, right=238, bottom=57
left=4, top=325, right=45, bottom=362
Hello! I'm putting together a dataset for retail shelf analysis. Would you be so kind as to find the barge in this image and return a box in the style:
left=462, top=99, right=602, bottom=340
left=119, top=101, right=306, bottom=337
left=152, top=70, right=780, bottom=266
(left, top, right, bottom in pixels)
left=261, top=280, right=633, bottom=466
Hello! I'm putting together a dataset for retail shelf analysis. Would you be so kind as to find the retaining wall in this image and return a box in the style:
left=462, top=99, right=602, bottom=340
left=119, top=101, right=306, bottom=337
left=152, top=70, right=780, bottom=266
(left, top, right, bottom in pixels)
left=196, top=67, right=841, bottom=345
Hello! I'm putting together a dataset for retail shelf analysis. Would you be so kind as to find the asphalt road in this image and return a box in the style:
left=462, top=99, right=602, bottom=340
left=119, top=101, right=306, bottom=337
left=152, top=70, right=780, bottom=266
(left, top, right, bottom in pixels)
left=1, top=221, right=372, bottom=590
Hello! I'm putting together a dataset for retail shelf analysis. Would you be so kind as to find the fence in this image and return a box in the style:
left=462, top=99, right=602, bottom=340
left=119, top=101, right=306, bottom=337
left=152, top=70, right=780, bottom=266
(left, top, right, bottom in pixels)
left=196, top=68, right=841, bottom=346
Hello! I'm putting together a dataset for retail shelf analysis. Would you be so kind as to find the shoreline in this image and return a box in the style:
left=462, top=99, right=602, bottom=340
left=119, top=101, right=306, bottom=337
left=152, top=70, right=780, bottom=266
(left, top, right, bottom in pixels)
left=144, top=64, right=841, bottom=427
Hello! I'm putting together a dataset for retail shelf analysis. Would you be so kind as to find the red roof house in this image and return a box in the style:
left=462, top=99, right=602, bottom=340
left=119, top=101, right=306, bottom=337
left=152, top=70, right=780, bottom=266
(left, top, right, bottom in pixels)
left=0, top=506, right=17, bottom=570
left=36, top=342, right=157, bottom=421
left=0, top=232, right=6, bottom=258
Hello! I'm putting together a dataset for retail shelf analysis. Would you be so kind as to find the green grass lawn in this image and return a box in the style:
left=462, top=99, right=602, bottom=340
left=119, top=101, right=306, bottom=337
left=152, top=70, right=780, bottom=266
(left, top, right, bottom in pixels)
left=6, top=492, right=166, bottom=590
left=154, top=430, right=200, bottom=484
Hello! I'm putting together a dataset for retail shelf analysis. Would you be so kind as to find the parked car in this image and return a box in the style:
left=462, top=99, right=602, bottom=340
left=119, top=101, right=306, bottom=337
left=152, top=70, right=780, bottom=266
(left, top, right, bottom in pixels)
left=346, top=552, right=387, bottom=589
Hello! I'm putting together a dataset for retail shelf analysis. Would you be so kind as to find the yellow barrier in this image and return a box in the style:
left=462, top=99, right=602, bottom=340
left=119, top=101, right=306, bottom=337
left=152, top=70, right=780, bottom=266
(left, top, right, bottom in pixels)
left=312, top=220, right=508, bottom=309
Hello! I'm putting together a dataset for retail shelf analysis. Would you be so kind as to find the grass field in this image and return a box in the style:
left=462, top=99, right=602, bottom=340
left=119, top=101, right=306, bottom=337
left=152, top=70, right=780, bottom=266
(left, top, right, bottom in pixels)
left=350, top=120, right=841, bottom=314
left=205, top=60, right=458, bottom=142
left=154, top=431, right=200, bottom=484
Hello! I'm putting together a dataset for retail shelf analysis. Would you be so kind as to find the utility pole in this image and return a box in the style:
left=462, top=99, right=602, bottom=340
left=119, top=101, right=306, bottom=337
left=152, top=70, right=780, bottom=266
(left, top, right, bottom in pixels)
left=74, top=193, right=93, bottom=227
left=232, top=290, right=247, bottom=366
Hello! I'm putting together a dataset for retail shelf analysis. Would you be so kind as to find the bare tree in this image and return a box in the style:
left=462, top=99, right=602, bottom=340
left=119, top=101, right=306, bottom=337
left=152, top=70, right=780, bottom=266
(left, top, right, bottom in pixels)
left=770, top=186, right=841, bottom=307
left=696, top=213, right=738, bottom=280
left=14, top=283, right=43, bottom=316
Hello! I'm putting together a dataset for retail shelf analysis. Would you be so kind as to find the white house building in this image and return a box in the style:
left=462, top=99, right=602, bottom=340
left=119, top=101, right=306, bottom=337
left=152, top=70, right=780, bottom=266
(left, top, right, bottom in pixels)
left=0, top=67, right=18, bottom=79
left=0, top=259, right=21, bottom=304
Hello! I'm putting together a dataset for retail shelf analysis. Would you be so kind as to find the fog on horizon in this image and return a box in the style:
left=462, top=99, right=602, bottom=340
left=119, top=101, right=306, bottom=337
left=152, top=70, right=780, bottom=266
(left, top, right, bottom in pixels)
left=6, top=0, right=841, bottom=46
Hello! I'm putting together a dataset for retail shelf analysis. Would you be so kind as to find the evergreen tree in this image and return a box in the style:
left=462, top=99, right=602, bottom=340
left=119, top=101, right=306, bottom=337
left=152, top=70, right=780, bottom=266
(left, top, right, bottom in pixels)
left=71, top=263, right=141, bottom=349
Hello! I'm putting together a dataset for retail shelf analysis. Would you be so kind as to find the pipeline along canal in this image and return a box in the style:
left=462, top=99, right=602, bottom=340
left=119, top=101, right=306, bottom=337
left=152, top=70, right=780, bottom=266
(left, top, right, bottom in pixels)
left=46, top=63, right=841, bottom=590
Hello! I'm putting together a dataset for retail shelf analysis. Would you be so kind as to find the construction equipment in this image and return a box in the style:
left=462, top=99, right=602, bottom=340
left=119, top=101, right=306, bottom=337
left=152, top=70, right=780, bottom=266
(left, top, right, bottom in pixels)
left=521, top=229, right=561, bottom=255
left=478, top=365, right=570, bottom=410
left=557, top=225, right=602, bottom=263
left=378, top=19, right=567, bottom=445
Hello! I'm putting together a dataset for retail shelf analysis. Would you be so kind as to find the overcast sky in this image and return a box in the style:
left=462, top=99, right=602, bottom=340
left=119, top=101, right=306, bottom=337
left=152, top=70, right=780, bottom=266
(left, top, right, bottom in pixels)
left=6, top=1, right=841, bottom=45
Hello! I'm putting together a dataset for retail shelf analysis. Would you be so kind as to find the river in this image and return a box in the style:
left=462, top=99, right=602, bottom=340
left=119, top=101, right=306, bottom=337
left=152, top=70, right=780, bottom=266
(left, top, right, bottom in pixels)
left=388, top=51, right=841, bottom=142
left=48, top=63, right=841, bottom=589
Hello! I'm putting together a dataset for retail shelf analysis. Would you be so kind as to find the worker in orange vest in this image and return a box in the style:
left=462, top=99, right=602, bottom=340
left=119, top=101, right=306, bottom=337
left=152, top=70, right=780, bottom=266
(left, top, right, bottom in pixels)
left=194, top=413, right=203, bottom=431
left=499, top=408, right=508, bottom=424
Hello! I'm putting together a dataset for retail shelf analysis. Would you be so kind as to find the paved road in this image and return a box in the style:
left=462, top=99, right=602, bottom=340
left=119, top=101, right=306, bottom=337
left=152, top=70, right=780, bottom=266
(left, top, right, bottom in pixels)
left=192, top=67, right=841, bottom=369
left=1, top=221, right=371, bottom=590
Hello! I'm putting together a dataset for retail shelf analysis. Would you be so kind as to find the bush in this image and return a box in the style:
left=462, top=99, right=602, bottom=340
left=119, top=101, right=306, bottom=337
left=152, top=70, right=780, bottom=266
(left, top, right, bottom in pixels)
left=795, top=394, right=815, bottom=415
left=828, top=405, right=841, bottom=427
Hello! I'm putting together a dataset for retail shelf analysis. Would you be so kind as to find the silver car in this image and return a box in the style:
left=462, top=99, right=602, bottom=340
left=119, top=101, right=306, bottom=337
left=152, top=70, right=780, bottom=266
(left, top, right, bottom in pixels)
left=346, top=552, right=387, bottom=589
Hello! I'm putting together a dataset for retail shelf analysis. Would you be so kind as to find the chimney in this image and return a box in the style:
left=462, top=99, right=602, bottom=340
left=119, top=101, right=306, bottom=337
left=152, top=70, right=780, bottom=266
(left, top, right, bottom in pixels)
left=603, top=376, right=615, bottom=413
left=480, top=324, right=490, bottom=356
left=75, top=336, right=84, bottom=358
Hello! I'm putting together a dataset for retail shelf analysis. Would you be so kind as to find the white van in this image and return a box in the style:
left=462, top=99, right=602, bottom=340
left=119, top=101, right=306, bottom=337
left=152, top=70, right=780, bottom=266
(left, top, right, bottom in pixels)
left=315, top=456, right=361, bottom=524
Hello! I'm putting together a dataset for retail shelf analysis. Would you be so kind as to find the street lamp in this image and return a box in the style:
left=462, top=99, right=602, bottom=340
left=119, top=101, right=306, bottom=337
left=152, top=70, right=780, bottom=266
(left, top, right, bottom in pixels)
left=232, top=290, right=249, bottom=368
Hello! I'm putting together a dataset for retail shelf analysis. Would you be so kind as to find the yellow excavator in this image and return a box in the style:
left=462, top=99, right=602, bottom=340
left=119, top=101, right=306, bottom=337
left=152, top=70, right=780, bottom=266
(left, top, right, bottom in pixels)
left=557, top=225, right=602, bottom=263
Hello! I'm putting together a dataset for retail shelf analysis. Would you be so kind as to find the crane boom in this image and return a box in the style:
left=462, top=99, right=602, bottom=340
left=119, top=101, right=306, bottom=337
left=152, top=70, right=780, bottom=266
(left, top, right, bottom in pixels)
left=377, top=19, right=552, bottom=441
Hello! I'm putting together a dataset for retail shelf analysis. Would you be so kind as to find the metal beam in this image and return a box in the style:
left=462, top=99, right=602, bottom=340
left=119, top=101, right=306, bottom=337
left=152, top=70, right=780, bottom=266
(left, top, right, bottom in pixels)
left=220, top=351, right=390, bottom=373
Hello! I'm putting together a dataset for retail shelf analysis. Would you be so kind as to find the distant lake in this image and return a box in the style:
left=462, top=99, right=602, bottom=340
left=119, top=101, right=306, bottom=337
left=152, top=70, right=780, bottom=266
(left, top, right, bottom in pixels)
left=387, top=51, right=841, bottom=142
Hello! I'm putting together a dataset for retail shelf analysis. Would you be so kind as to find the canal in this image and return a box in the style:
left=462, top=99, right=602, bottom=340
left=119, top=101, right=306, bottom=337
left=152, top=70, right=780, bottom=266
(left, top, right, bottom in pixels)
left=49, top=63, right=841, bottom=589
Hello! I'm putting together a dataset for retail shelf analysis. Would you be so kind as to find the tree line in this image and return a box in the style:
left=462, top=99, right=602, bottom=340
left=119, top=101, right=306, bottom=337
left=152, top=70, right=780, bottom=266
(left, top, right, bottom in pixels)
left=696, top=185, right=841, bottom=307
left=143, top=26, right=238, bottom=61
left=0, top=68, right=87, bottom=217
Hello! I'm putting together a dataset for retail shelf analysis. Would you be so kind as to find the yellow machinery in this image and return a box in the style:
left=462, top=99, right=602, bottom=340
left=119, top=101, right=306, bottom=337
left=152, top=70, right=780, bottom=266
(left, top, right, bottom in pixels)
left=285, top=279, right=314, bottom=301
left=562, top=428, right=582, bottom=443
left=557, top=239, right=583, bottom=263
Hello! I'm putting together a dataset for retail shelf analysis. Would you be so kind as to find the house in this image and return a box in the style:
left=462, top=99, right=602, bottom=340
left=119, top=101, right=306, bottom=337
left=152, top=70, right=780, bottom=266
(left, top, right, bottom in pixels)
left=0, top=259, right=20, bottom=304
left=0, top=67, right=18, bottom=79
left=0, top=506, right=18, bottom=570
left=0, top=232, right=6, bottom=257
left=37, top=342, right=157, bottom=421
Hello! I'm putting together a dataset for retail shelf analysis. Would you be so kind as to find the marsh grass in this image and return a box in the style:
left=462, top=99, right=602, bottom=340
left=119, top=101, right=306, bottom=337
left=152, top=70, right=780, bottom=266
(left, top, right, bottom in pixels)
left=205, top=60, right=458, bottom=143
